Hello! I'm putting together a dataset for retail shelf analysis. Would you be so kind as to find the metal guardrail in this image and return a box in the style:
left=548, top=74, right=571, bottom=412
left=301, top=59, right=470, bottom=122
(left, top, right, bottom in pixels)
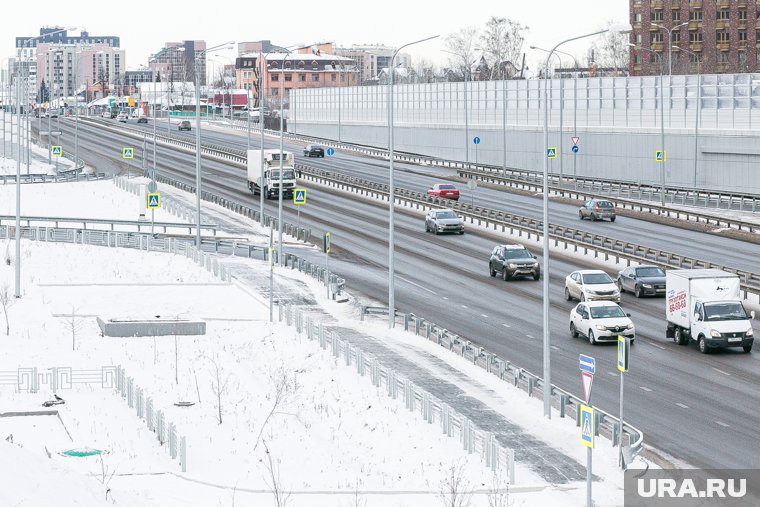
left=0, top=172, right=106, bottom=185
left=278, top=301, right=516, bottom=478
left=296, top=165, right=760, bottom=299
left=0, top=215, right=219, bottom=235
left=358, top=306, right=643, bottom=466
left=457, top=167, right=760, bottom=231
left=215, top=118, right=760, bottom=212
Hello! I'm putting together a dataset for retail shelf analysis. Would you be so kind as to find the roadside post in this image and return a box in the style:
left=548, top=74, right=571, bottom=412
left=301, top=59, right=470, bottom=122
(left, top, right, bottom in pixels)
left=473, top=136, right=480, bottom=166
left=466, top=178, right=477, bottom=207
left=324, top=232, right=331, bottom=299
left=579, top=353, right=595, bottom=507
left=269, top=228, right=274, bottom=322
left=293, top=188, right=306, bottom=232
left=617, top=335, right=631, bottom=469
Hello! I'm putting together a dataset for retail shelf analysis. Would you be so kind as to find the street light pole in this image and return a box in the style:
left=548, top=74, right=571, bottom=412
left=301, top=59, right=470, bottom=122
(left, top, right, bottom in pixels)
left=277, top=49, right=295, bottom=266
left=673, top=45, right=701, bottom=187
left=652, top=22, right=687, bottom=76
left=630, top=44, right=665, bottom=206
left=388, top=35, right=439, bottom=329
left=542, top=28, right=620, bottom=420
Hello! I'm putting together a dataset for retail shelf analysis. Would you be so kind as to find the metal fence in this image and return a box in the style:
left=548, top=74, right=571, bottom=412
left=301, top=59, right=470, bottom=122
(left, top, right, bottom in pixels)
left=278, top=301, right=516, bottom=480
left=0, top=366, right=117, bottom=392
left=358, top=305, right=644, bottom=467
left=293, top=73, right=760, bottom=130
left=115, top=365, right=187, bottom=471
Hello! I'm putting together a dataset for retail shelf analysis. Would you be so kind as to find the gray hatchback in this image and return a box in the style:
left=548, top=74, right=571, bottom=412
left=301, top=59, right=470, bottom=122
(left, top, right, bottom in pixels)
left=579, top=199, right=616, bottom=222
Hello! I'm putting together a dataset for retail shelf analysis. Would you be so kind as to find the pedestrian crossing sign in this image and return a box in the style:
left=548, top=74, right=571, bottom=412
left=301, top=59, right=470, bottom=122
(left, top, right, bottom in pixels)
left=655, top=150, right=666, bottom=162
left=547, top=147, right=557, bottom=159
left=147, top=193, right=160, bottom=209
left=123, top=147, right=134, bottom=159
left=293, top=188, right=306, bottom=205
left=51, top=146, right=62, bottom=157
left=580, top=405, right=594, bottom=449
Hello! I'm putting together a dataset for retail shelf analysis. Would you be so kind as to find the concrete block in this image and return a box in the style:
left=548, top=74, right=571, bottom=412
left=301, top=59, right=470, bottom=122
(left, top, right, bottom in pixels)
left=97, top=316, right=206, bottom=337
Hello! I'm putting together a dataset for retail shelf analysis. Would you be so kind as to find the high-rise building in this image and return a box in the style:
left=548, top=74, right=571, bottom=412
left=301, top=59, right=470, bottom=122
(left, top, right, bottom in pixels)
left=629, top=0, right=759, bottom=75
left=335, top=44, right=411, bottom=83
left=150, top=41, right=207, bottom=85
left=16, top=27, right=120, bottom=100
left=36, top=43, right=125, bottom=101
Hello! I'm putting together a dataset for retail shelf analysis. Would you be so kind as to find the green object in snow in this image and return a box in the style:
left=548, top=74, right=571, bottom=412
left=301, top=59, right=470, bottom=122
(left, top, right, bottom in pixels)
left=60, top=447, right=104, bottom=457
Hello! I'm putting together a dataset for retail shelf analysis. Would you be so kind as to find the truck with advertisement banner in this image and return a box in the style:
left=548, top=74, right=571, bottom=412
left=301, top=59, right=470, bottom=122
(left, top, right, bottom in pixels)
left=246, top=149, right=297, bottom=199
left=665, top=269, right=755, bottom=353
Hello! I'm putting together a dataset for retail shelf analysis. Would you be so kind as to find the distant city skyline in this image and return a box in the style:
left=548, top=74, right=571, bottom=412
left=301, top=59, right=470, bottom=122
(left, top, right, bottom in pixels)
left=2, top=0, right=627, bottom=79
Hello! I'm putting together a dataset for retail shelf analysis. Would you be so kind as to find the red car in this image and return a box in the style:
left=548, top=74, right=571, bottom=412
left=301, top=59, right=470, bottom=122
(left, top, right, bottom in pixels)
left=427, top=183, right=460, bottom=201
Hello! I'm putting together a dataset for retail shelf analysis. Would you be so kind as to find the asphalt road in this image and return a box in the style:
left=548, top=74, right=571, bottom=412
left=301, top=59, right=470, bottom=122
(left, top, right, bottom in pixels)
left=50, top=117, right=760, bottom=471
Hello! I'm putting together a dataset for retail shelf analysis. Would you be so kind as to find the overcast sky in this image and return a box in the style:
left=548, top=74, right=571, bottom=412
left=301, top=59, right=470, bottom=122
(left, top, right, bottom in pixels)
left=2, top=0, right=628, bottom=76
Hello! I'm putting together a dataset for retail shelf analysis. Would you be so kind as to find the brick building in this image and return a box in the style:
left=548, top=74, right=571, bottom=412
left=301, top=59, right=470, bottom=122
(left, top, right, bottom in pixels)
left=629, top=0, right=760, bottom=75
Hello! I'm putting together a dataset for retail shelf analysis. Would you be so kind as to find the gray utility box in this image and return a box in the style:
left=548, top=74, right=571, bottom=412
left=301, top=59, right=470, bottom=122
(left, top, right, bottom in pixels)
left=97, top=317, right=206, bottom=337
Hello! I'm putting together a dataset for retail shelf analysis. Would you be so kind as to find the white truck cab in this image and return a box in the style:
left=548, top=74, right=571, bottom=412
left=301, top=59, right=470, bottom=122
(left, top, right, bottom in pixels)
left=666, top=269, right=755, bottom=354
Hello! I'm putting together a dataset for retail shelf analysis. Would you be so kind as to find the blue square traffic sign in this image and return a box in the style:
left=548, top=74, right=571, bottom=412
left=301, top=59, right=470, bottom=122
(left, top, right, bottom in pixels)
left=580, top=405, right=594, bottom=449
left=579, top=354, right=595, bottom=374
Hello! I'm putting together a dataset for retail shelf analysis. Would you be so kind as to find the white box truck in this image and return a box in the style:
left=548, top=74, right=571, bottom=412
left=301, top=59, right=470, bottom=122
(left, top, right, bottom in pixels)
left=246, top=149, right=297, bottom=199
left=666, top=269, right=755, bottom=353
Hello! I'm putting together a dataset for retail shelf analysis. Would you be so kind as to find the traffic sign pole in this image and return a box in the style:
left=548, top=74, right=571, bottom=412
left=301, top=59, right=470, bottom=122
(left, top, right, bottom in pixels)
left=617, top=335, right=630, bottom=469
left=324, top=232, right=331, bottom=300
left=579, top=353, right=595, bottom=507
left=587, top=400, right=592, bottom=507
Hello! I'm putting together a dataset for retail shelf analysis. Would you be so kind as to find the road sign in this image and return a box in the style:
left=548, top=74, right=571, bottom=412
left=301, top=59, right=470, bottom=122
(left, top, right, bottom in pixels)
left=581, top=370, right=594, bottom=405
left=323, top=232, right=330, bottom=254
left=122, top=147, right=134, bottom=159
left=572, top=146, right=580, bottom=154
left=580, top=405, right=594, bottom=449
left=147, top=181, right=158, bottom=193
left=146, top=193, right=160, bottom=209
left=473, top=136, right=481, bottom=145
left=617, top=335, right=630, bottom=372
left=547, top=147, right=557, bottom=159
left=579, top=354, right=596, bottom=374
left=293, top=188, right=306, bottom=205
left=51, top=146, right=62, bottom=157
left=655, top=150, right=666, bottom=162
left=145, top=168, right=157, bottom=180
left=466, top=179, right=477, bottom=190
left=326, top=147, right=335, bottom=156
left=571, top=136, right=580, bottom=145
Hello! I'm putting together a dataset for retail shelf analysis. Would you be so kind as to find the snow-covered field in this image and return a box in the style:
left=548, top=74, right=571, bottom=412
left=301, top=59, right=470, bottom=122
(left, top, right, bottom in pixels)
left=0, top=119, right=651, bottom=506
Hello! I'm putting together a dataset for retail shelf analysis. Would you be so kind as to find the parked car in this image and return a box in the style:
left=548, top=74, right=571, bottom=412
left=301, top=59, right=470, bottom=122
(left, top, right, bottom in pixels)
left=424, top=209, right=464, bottom=235
left=303, top=144, right=325, bottom=157
left=137, top=117, right=148, bottom=124
left=569, top=301, right=635, bottom=345
left=565, top=270, right=620, bottom=302
left=427, top=183, right=460, bottom=201
left=178, top=120, right=191, bottom=131
left=617, top=265, right=666, bottom=298
left=489, top=244, right=540, bottom=281
left=117, top=112, right=129, bottom=123
left=49, top=111, right=59, bottom=118
left=579, top=198, right=616, bottom=222
left=101, top=110, right=111, bottom=119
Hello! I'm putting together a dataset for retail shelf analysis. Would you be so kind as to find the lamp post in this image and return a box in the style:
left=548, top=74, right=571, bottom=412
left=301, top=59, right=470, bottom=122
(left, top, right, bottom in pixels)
left=194, top=42, right=234, bottom=250
left=388, top=35, right=439, bottom=329
left=651, top=22, right=688, bottom=76
left=442, top=49, right=470, bottom=164
left=673, top=45, right=701, bottom=187
left=630, top=43, right=666, bottom=206
left=541, top=26, right=629, bottom=421
left=276, top=49, right=296, bottom=266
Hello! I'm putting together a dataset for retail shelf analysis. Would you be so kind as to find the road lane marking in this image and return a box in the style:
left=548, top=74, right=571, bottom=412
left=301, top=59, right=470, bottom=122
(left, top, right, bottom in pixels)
left=711, top=367, right=730, bottom=376
left=648, top=342, right=666, bottom=350
left=608, top=372, right=617, bottom=377
left=397, top=275, right=436, bottom=295
left=443, top=297, right=448, bottom=300
left=481, top=314, right=488, bottom=318
left=526, top=334, right=534, bottom=339
left=551, top=345, right=559, bottom=351
left=461, top=305, right=468, bottom=309
left=676, top=403, right=689, bottom=409
left=716, top=421, right=729, bottom=427
left=502, top=323, right=511, bottom=328
left=639, top=386, right=653, bottom=392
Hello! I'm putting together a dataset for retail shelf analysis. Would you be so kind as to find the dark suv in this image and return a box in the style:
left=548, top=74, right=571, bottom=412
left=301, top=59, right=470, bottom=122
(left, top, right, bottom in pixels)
left=489, top=244, right=540, bottom=281
left=303, top=144, right=325, bottom=157
left=178, top=120, right=191, bottom=131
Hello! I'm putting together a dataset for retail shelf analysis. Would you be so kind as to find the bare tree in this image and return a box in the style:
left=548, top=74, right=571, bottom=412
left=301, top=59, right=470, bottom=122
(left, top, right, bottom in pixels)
left=411, top=58, right=439, bottom=84
left=206, top=353, right=230, bottom=425
left=4, top=241, right=10, bottom=265
left=444, top=27, right=480, bottom=81
left=591, top=20, right=630, bottom=74
left=487, top=469, right=511, bottom=507
left=97, top=453, right=118, bottom=501
left=64, top=306, right=85, bottom=351
left=480, top=16, right=529, bottom=80
left=0, top=283, right=14, bottom=336
left=438, top=461, right=473, bottom=507
left=253, top=363, right=298, bottom=450
left=261, top=440, right=291, bottom=507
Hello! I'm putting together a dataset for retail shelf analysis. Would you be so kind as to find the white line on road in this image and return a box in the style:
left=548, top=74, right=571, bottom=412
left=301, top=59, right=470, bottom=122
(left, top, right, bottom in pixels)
left=461, top=305, right=468, bottom=309
left=551, top=345, right=559, bottom=351
left=526, top=334, right=534, bottom=339
left=396, top=276, right=436, bottom=295
left=481, top=314, right=488, bottom=318
left=442, top=297, right=448, bottom=300
left=711, top=367, right=731, bottom=376
left=502, top=324, right=511, bottom=328
left=716, top=421, right=730, bottom=428
left=647, top=342, right=666, bottom=350
left=639, top=386, right=653, bottom=392
left=608, top=372, right=617, bottom=377
left=676, top=403, right=689, bottom=409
